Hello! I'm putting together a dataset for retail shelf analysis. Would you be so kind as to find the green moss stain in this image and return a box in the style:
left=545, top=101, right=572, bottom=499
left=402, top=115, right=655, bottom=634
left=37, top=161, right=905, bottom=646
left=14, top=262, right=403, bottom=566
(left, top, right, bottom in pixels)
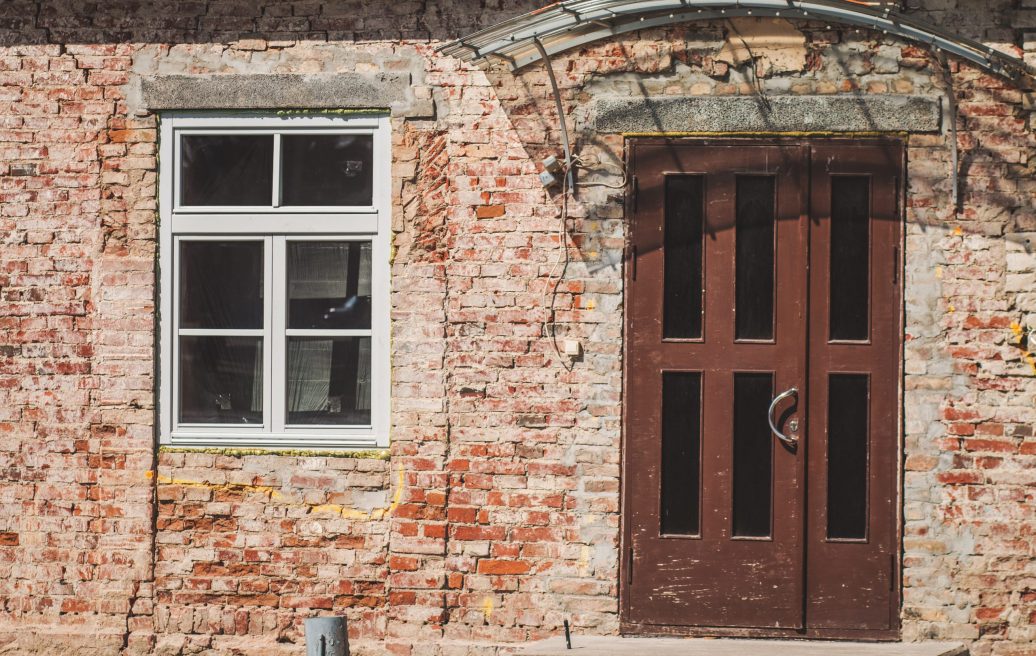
left=274, top=108, right=389, bottom=116
left=158, top=446, right=390, bottom=459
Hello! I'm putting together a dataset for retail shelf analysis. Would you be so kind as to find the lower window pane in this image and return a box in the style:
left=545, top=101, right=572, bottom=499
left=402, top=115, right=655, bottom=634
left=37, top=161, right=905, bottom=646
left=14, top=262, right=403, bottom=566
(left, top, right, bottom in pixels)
left=287, top=337, right=371, bottom=425
left=179, top=336, right=263, bottom=424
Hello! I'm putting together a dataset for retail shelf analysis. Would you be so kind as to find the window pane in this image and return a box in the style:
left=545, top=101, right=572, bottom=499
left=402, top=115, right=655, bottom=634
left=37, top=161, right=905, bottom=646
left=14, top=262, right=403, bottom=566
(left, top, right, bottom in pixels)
left=664, top=176, right=704, bottom=339
left=287, top=337, right=372, bottom=426
left=179, top=241, right=264, bottom=330
left=287, top=241, right=372, bottom=330
left=179, top=336, right=263, bottom=424
left=830, top=176, right=870, bottom=340
left=180, top=135, right=273, bottom=206
left=827, top=374, right=870, bottom=540
left=661, top=371, right=702, bottom=535
left=735, top=176, right=776, bottom=340
left=732, top=372, right=773, bottom=538
left=281, top=134, right=373, bottom=206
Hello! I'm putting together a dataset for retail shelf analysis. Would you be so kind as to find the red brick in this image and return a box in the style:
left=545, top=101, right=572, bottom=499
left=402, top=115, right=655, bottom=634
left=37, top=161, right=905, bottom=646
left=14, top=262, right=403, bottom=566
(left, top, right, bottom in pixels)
left=476, top=560, right=531, bottom=575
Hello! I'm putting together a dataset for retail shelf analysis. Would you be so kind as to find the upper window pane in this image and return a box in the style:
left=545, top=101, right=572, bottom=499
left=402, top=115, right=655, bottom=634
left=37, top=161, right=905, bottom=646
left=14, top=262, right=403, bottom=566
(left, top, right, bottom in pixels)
left=179, top=241, right=264, bottom=329
left=281, top=134, right=373, bottom=206
left=180, top=135, right=273, bottom=206
left=287, top=241, right=372, bottom=330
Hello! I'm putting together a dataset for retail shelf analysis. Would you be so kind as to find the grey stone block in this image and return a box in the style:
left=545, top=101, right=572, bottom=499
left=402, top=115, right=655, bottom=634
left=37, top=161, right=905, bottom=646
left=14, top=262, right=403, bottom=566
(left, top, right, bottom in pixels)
left=594, top=95, right=942, bottom=133
left=138, top=72, right=413, bottom=113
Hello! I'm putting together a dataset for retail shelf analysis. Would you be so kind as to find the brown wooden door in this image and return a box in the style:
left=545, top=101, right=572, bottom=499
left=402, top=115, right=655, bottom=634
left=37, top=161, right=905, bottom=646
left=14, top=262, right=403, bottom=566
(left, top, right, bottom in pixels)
left=622, top=139, right=902, bottom=636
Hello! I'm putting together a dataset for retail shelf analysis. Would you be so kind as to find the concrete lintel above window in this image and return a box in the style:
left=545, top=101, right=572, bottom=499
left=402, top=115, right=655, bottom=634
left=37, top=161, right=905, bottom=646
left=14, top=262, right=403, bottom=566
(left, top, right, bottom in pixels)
left=138, top=73, right=433, bottom=117
left=595, top=95, right=942, bottom=134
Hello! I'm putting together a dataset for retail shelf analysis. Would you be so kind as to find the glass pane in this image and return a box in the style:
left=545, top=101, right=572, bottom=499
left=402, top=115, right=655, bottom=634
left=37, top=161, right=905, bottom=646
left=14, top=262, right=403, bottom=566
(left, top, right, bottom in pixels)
left=733, top=373, right=773, bottom=538
left=287, top=241, right=371, bottom=330
left=827, top=374, right=870, bottom=540
left=735, top=176, right=776, bottom=340
left=287, top=337, right=372, bottom=426
left=830, top=176, right=870, bottom=341
left=179, top=241, right=264, bottom=329
left=664, top=176, right=705, bottom=339
left=179, top=336, right=263, bottom=424
left=281, top=134, right=373, bottom=206
left=180, top=135, right=273, bottom=206
left=660, top=372, right=702, bottom=535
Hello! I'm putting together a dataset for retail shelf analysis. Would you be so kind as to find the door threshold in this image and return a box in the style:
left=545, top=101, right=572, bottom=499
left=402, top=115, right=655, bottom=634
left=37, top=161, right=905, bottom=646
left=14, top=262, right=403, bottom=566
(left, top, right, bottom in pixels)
left=518, top=636, right=966, bottom=656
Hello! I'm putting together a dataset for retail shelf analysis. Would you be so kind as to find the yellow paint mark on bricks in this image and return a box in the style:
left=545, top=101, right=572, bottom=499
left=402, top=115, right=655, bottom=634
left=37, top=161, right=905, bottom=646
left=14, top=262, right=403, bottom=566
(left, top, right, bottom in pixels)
left=577, top=545, right=591, bottom=576
left=1010, top=322, right=1036, bottom=375
left=154, top=464, right=404, bottom=520
left=482, top=597, right=494, bottom=622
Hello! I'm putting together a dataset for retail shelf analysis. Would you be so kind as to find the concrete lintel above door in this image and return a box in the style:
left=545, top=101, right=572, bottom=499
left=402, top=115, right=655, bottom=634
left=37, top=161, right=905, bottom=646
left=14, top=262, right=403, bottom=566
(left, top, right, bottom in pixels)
left=594, top=95, right=941, bottom=134
left=520, top=637, right=966, bottom=656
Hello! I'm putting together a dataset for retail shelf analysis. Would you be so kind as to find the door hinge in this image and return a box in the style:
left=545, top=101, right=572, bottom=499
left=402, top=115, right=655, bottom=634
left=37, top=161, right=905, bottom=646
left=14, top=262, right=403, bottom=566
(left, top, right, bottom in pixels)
left=630, top=175, right=639, bottom=214
left=626, top=244, right=638, bottom=280
left=893, top=245, right=899, bottom=285
left=627, top=546, right=634, bottom=585
left=890, top=554, right=896, bottom=592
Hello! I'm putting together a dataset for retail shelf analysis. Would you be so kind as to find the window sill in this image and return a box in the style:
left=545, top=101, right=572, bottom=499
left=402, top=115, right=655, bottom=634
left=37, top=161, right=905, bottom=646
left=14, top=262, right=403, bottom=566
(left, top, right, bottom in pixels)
left=164, top=432, right=385, bottom=451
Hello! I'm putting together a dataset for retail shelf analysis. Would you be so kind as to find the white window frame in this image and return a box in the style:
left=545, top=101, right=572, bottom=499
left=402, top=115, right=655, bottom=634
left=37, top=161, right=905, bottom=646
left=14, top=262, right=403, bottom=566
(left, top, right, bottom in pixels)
left=158, top=112, right=391, bottom=449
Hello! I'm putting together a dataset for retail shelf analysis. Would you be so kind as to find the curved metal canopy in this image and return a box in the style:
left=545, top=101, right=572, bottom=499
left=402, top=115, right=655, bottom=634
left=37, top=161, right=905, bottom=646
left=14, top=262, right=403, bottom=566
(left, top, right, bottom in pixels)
left=439, top=0, right=1031, bottom=81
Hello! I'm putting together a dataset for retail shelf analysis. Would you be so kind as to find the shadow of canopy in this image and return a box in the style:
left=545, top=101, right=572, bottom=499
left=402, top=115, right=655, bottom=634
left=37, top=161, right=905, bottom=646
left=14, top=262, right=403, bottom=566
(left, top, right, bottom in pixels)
left=0, top=0, right=546, bottom=46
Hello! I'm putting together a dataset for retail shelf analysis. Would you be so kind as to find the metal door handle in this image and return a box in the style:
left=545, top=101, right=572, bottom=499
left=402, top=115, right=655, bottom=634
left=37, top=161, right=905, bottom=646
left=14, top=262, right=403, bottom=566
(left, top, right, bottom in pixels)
left=767, top=387, right=798, bottom=448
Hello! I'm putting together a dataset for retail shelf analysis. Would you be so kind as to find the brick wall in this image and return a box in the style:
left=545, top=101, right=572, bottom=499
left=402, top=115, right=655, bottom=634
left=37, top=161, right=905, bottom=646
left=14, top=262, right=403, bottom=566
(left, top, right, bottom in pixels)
left=0, top=2, right=1034, bottom=655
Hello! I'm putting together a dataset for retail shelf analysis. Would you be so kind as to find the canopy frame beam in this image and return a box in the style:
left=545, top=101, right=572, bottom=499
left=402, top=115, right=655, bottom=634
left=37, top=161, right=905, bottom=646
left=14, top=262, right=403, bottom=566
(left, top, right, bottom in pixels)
left=439, top=0, right=1031, bottom=82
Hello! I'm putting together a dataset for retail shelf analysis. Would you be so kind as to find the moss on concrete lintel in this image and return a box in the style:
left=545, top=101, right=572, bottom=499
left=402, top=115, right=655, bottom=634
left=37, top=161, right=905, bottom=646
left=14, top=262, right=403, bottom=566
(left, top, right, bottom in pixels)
left=158, top=446, right=390, bottom=460
left=275, top=107, right=389, bottom=116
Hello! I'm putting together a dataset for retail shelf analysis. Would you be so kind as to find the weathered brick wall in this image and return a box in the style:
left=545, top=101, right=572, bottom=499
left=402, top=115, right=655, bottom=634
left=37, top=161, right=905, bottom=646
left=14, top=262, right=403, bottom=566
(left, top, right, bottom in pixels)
left=153, top=451, right=392, bottom=655
left=0, top=1, right=1035, bottom=655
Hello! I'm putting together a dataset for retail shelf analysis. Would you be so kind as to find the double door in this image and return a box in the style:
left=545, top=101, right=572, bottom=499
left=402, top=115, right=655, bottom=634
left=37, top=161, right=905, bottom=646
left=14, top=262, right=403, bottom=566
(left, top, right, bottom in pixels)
left=623, top=140, right=902, bottom=636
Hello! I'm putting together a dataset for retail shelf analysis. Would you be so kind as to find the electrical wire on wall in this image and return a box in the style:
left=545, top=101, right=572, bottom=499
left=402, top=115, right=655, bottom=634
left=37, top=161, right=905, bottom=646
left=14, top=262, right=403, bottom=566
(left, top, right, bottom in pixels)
left=934, top=48, right=961, bottom=214
left=544, top=161, right=575, bottom=372
left=534, top=41, right=630, bottom=371
left=533, top=39, right=578, bottom=371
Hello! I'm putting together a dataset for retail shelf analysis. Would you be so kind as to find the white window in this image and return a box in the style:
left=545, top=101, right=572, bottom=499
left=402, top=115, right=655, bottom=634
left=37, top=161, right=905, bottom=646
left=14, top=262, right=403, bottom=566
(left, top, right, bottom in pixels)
left=158, top=113, right=391, bottom=449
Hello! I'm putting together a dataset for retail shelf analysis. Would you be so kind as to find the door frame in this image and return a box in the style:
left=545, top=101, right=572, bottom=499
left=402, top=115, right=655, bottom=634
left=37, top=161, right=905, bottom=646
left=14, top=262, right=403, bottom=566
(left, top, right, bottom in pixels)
left=618, top=136, right=906, bottom=640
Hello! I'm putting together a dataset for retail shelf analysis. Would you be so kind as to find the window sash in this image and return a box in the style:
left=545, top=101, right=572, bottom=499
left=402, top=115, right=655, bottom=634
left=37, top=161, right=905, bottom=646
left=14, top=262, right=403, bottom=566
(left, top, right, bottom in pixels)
left=173, top=128, right=380, bottom=213
left=159, top=113, right=390, bottom=449
left=171, top=235, right=379, bottom=435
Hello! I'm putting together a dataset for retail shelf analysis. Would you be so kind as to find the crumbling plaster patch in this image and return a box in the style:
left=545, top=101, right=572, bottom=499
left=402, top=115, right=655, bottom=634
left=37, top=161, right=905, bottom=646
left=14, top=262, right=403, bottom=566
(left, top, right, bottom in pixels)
left=717, top=17, right=808, bottom=78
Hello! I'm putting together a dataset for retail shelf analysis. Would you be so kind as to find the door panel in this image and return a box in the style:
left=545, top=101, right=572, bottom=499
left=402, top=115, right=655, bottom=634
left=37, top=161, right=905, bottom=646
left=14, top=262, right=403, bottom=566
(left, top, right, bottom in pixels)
left=806, top=142, right=902, bottom=630
left=623, top=139, right=902, bottom=635
left=625, top=144, right=808, bottom=629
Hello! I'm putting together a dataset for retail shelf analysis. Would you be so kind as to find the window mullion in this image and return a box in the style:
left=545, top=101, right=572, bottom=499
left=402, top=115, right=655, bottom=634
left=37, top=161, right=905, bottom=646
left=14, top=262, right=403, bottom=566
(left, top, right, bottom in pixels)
left=272, top=133, right=282, bottom=208
left=270, top=235, right=286, bottom=433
